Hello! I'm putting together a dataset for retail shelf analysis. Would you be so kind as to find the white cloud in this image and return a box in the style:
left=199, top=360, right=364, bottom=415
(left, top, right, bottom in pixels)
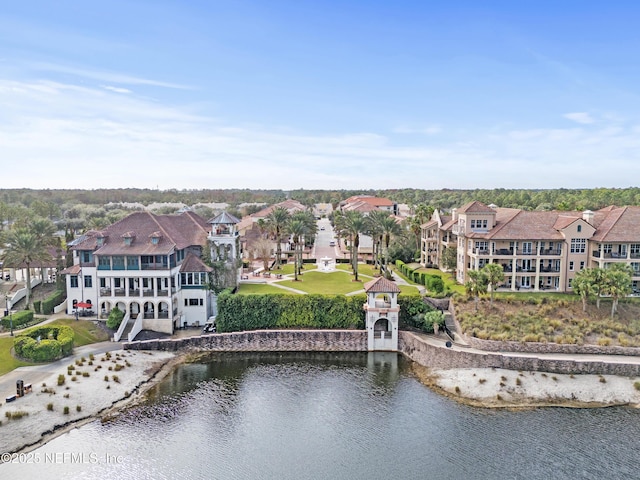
left=102, top=85, right=132, bottom=94
left=0, top=76, right=639, bottom=191
left=28, top=62, right=192, bottom=90
left=563, top=112, right=595, bottom=124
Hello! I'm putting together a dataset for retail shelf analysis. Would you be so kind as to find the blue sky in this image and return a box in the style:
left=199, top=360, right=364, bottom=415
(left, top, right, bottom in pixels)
left=2, top=1, right=640, bottom=190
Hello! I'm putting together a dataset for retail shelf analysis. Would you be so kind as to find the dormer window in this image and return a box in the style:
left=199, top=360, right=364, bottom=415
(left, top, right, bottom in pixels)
left=149, top=231, right=162, bottom=245
left=151, top=237, right=159, bottom=245
left=96, top=236, right=105, bottom=247
left=121, top=231, right=135, bottom=246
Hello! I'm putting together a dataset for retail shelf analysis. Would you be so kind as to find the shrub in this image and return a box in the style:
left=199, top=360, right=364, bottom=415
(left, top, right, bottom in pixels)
left=33, top=300, right=42, bottom=314
left=41, top=290, right=66, bottom=315
left=634, top=381, right=640, bottom=391
left=14, top=326, right=74, bottom=362
left=57, top=374, right=66, bottom=386
left=63, top=406, right=69, bottom=415
left=106, top=306, right=125, bottom=330
left=76, top=405, right=82, bottom=412
left=2, top=309, right=34, bottom=329
left=47, top=403, right=54, bottom=411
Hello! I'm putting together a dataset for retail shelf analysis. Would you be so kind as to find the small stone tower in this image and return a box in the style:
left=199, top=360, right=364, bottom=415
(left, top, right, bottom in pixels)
left=363, top=276, right=401, bottom=351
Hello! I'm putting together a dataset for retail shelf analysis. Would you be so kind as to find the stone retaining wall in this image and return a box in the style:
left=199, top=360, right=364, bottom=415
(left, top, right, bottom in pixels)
left=123, top=329, right=640, bottom=377
left=123, top=329, right=368, bottom=353
left=465, top=336, right=640, bottom=356
left=399, top=331, right=640, bottom=377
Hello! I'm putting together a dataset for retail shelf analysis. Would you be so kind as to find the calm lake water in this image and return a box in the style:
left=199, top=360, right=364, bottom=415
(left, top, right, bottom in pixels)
left=2, top=352, right=639, bottom=480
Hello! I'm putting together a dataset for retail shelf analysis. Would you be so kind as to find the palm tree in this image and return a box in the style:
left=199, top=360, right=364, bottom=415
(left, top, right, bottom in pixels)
left=366, top=210, right=388, bottom=271
left=603, top=264, right=633, bottom=317
left=573, top=268, right=595, bottom=312
left=379, top=215, right=401, bottom=273
left=28, top=217, right=56, bottom=281
left=482, top=263, right=505, bottom=306
left=342, top=211, right=367, bottom=281
left=465, top=270, right=487, bottom=311
left=266, top=207, right=290, bottom=270
left=288, top=210, right=317, bottom=277
left=287, top=218, right=306, bottom=281
left=1, top=228, right=48, bottom=309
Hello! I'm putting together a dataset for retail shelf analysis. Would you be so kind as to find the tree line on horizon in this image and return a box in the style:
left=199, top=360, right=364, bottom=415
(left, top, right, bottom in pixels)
left=2, top=187, right=640, bottom=213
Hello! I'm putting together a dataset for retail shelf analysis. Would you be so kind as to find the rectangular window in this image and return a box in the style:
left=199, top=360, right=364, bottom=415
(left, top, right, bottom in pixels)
left=82, top=251, right=91, bottom=263
left=522, top=242, right=533, bottom=254
left=84, top=275, right=92, bottom=288
left=98, top=257, right=111, bottom=269
left=470, top=219, right=476, bottom=229
left=569, top=278, right=573, bottom=288
left=631, top=244, right=640, bottom=256
left=127, top=256, right=139, bottom=269
left=482, top=219, right=488, bottom=229
left=580, top=261, right=585, bottom=270
left=199, top=298, right=203, bottom=306
left=189, top=298, right=199, bottom=306
left=70, top=275, right=78, bottom=288
left=112, top=256, right=125, bottom=269
left=569, top=261, right=574, bottom=271
left=100, top=278, right=106, bottom=288
left=570, top=238, right=586, bottom=254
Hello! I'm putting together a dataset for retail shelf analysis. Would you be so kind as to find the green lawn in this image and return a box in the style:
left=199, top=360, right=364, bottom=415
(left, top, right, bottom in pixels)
left=335, top=263, right=378, bottom=278
left=237, top=283, right=299, bottom=295
left=46, top=319, right=110, bottom=346
left=279, top=270, right=369, bottom=295
left=0, top=336, right=33, bottom=376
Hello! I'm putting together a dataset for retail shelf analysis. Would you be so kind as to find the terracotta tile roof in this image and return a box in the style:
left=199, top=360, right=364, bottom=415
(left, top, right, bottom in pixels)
left=471, top=209, right=566, bottom=240
left=179, top=252, right=213, bottom=273
left=343, top=195, right=394, bottom=207
left=61, top=264, right=81, bottom=275
left=457, top=201, right=496, bottom=214
left=252, top=199, right=306, bottom=218
left=591, top=206, right=640, bottom=242
left=72, top=211, right=210, bottom=256
left=363, top=276, right=401, bottom=293
left=342, top=200, right=378, bottom=213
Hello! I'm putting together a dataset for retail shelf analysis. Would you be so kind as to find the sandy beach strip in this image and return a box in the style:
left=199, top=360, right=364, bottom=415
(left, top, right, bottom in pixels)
left=423, top=366, right=640, bottom=408
left=0, top=349, right=177, bottom=455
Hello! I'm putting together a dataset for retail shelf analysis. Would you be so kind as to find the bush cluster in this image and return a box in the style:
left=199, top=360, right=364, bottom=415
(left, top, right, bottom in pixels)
left=1, top=309, right=34, bottom=330
left=395, top=261, right=446, bottom=295
left=106, top=306, right=125, bottom=329
left=14, top=326, right=74, bottom=362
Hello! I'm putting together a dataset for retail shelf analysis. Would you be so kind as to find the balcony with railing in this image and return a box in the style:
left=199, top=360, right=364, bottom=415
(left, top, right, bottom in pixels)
left=142, top=289, right=155, bottom=297
left=158, top=311, right=169, bottom=319
left=100, top=287, right=111, bottom=296
left=114, top=288, right=126, bottom=297
left=157, top=289, right=169, bottom=297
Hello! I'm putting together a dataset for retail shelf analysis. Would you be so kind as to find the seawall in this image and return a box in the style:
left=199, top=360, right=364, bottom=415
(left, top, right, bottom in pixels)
left=123, top=330, right=640, bottom=376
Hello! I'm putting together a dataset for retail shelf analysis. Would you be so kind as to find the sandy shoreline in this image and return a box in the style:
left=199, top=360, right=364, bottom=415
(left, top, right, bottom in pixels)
left=0, top=350, right=179, bottom=455
left=419, top=366, right=640, bottom=408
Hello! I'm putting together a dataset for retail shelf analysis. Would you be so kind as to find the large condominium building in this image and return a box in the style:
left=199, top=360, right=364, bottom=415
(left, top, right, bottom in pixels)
left=63, top=210, right=241, bottom=334
left=420, top=201, right=640, bottom=293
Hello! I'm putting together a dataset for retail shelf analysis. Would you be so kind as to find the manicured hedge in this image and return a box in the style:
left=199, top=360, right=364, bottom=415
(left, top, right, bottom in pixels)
left=217, top=292, right=367, bottom=332
left=217, top=291, right=433, bottom=333
left=42, top=289, right=66, bottom=315
left=14, top=325, right=74, bottom=362
left=2, top=310, right=34, bottom=330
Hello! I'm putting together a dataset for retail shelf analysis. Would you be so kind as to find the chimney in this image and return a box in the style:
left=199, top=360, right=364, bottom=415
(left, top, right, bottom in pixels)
left=582, top=210, right=594, bottom=224
left=452, top=208, right=458, bottom=222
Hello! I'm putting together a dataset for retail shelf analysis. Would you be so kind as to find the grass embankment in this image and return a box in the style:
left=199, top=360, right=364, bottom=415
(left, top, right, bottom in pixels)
left=456, top=295, right=640, bottom=346
left=0, top=319, right=110, bottom=376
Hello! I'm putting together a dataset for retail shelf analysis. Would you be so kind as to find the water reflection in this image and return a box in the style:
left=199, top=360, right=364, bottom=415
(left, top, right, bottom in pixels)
left=1, top=352, right=639, bottom=480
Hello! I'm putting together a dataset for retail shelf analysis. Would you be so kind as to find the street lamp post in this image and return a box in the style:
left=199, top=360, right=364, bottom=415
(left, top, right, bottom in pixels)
left=4, top=295, right=13, bottom=336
